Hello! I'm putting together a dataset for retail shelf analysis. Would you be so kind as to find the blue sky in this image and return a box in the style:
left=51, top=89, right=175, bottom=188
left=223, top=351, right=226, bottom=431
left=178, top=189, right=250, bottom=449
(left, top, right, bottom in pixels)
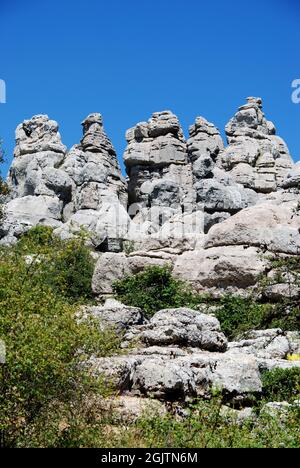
left=0, top=0, right=299, bottom=176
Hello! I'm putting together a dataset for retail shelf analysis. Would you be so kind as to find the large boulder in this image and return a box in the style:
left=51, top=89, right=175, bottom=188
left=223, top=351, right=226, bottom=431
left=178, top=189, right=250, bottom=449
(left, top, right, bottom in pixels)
left=83, top=299, right=145, bottom=333
left=205, top=202, right=300, bottom=255
left=124, top=308, right=228, bottom=352
left=228, top=329, right=291, bottom=360
left=173, top=246, right=267, bottom=294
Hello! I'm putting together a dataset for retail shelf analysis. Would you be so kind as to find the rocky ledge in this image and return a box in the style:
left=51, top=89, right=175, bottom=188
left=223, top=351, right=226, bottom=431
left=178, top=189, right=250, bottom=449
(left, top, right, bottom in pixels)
left=85, top=301, right=300, bottom=411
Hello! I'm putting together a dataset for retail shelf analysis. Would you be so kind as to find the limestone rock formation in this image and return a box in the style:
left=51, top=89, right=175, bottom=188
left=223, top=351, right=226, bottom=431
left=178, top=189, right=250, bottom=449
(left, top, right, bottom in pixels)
left=56, top=113, right=129, bottom=250
left=87, top=303, right=299, bottom=403
left=217, top=97, right=294, bottom=192
left=124, top=111, right=201, bottom=240
left=1, top=98, right=300, bottom=297
left=123, top=308, right=228, bottom=352
left=1, top=115, right=68, bottom=244
left=187, top=116, right=258, bottom=231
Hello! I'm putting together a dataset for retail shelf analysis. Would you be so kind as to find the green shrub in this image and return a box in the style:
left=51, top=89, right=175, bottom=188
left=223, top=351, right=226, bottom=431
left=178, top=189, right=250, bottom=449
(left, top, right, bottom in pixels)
left=261, top=368, right=300, bottom=403
left=105, top=396, right=300, bottom=448
left=215, top=296, right=299, bottom=340
left=0, top=226, right=121, bottom=448
left=214, top=296, right=272, bottom=340
left=16, top=226, right=95, bottom=302
left=113, top=266, right=204, bottom=317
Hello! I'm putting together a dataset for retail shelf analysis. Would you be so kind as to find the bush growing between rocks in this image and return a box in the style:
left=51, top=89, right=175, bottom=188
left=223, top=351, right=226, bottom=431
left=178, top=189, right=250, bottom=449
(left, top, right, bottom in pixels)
left=0, top=226, right=121, bottom=448
left=215, top=296, right=299, bottom=340
left=16, top=226, right=95, bottom=302
left=113, top=266, right=205, bottom=317
left=261, top=368, right=300, bottom=404
left=103, top=396, right=300, bottom=448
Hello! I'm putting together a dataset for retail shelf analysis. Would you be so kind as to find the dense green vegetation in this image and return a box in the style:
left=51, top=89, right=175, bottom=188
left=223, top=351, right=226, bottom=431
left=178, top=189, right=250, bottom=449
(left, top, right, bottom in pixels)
left=114, top=265, right=299, bottom=337
left=0, top=226, right=121, bottom=448
left=262, top=368, right=300, bottom=403
left=113, top=265, right=205, bottom=318
left=0, top=224, right=299, bottom=447
left=112, top=398, right=300, bottom=449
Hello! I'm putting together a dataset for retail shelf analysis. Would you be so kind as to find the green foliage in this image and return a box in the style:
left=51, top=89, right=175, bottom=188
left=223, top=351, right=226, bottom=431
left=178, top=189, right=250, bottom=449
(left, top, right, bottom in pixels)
left=215, top=296, right=273, bottom=340
left=0, top=226, right=121, bottom=447
left=16, top=226, right=95, bottom=302
left=105, top=397, right=300, bottom=448
left=261, top=368, right=300, bottom=403
left=113, top=266, right=204, bottom=317
left=215, top=296, right=299, bottom=340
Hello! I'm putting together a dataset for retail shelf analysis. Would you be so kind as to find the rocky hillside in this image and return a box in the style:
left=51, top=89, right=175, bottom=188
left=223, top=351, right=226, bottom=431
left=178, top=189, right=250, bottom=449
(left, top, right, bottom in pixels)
left=2, top=97, right=299, bottom=299
left=0, top=98, right=300, bottom=446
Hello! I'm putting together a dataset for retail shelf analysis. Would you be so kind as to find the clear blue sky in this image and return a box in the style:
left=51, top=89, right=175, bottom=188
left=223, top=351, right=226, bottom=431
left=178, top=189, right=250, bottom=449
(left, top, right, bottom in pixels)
left=0, top=0, right=299, bottom=176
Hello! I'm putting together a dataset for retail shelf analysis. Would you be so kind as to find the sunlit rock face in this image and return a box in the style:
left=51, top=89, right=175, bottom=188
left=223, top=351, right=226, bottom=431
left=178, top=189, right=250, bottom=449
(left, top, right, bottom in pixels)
left=2, top=99, right=299, bottom=265
left=217, top=97, right=294, bottom=193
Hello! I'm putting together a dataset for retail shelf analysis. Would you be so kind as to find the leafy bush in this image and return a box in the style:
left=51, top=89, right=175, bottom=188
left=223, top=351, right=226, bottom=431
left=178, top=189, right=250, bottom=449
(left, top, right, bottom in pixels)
left=16, top=226, right=95, bottom=302
left=105, top=396, right=300, bottom=449
left=0, top=226, right=121, bottom=448
left=215, top=296, right=273, bottom=340
left=261, top=368, right=300, bottom=403
left=215, top=296, right=299, bottom=340
left=113, top=266, right=204, bottom=317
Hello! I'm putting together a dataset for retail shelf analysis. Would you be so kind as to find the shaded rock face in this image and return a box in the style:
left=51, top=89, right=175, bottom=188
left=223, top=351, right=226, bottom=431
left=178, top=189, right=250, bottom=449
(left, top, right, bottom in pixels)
left=217, top=97, right=294, bottom=193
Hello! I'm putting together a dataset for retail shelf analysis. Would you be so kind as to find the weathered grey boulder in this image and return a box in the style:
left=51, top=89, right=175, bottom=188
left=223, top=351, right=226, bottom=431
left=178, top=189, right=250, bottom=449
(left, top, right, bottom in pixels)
left=286, top=332, right=300, bottom=356
left=173, top=246, right=267, bottom=294
left=0, top=195, right=63, bottom=244
left=94, top=348, right=263, bottom=400
left=228, top=329, right=291, bottom=360
left=124, top=308, right=228, bottom=352
left=282, top=162, right=300, bottom=189
left=84, top=299, right=144, bottom=332
left=205, top=202, right=300, bottom=255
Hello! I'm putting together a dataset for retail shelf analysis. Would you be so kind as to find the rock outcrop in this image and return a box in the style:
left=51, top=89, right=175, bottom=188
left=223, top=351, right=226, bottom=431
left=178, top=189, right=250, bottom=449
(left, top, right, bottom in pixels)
left=1, top=115, right=68, bottom=243
left=88, top=303, right=300, bottom=403
left=1, top=97, right=300, bottom=297
left=217, top=97, right=294, bottom=192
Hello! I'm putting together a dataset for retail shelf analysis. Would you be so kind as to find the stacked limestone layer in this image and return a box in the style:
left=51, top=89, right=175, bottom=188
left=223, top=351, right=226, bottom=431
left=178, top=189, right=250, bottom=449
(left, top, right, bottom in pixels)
left=217, top=97, right=294, bottom=193
left=124, top=111, right=197, bottom=233
left=1, top=97, right=300, bottom=296
left=56, top=113, right=130, bottom=251
left=187, top=116, right=258, bottom=231
left=1, top=113, right=130, bottom=250
left=1, top=115, right=69, bottom=244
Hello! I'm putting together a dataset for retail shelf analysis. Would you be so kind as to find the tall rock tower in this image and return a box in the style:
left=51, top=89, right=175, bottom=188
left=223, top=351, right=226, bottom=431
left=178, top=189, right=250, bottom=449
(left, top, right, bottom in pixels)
left=217, top=97, right=294, bottom=192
